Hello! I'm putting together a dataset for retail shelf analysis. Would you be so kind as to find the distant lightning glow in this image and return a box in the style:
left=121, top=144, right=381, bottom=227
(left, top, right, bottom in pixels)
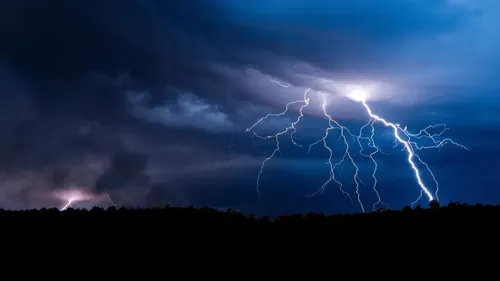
left=52, top=187, right=115, bottom=211
left=247, top=80, right=468, bottom=212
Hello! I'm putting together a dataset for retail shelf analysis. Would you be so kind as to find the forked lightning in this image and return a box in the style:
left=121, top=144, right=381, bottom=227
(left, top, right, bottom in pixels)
left=247, top=81, right=468, bottom=212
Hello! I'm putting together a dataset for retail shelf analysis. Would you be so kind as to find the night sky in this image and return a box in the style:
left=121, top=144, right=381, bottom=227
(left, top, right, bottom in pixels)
left=0, top=0, right=498, bottom=215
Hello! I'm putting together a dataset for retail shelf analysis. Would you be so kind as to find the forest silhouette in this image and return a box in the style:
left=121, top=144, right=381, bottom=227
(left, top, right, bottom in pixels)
left=2, top=200, right=496, bottom=275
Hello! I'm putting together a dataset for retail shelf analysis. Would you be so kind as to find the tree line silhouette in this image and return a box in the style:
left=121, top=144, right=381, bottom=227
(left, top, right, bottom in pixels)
left=2, top=200, right=497, bottom=275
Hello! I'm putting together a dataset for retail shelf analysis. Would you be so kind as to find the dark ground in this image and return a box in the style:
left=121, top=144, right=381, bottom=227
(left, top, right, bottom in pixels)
left=2, top=201, right=499, bottom=277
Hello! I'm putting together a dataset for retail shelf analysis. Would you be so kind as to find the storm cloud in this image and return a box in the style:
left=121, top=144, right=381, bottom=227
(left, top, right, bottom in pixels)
left=0, top=0, right=497, bottom=212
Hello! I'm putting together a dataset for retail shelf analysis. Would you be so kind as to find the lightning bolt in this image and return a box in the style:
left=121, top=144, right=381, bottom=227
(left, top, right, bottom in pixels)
left=105, top=195, right=116, bottom=208
left=246, top=85, right=311, bottom=200
left=61, top=198, right=74, bottom=211
left=269, top=79, right=290, bottom=88
left=357, top=97, right=468, bottom=205
left=307, top=96, right=365, bottom=211
left=59, top=192, right=116, bottom=211
left=247, top=81, right=467, bottom=212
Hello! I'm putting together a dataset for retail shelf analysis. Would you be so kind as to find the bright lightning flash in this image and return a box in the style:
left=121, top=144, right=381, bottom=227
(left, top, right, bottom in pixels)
left=348, top=89, right=367, bottom=103
left=247, top=81, right=468, bottom=212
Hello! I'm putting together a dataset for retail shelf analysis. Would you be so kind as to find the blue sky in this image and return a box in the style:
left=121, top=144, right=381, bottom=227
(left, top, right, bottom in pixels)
left=0, top=0, right=498, bottom=214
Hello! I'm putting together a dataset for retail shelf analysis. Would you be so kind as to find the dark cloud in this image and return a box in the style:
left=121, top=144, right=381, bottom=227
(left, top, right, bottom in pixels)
left=95, top=150, right=151, bottom=205
left=127, top=90, right=234, bottom=133
left=0, top=0, right=471, bottom=114
left=95, top=151, right=149, bottom=192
